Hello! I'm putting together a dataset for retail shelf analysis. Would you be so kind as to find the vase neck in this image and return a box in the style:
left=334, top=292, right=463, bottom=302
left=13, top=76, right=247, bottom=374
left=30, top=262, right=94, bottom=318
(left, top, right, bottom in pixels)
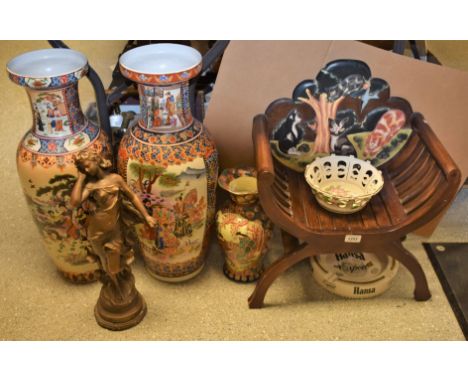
left=230, top=193, right=259, bottom=205
left=138, top=81, right=193, bottom=132
left=27, top=84, right=86, bottom=138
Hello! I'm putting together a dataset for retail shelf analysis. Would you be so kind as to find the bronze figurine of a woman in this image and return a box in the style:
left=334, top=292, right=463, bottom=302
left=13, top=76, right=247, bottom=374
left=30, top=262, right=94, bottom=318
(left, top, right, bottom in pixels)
left=70, top=149, right=156, bottom=330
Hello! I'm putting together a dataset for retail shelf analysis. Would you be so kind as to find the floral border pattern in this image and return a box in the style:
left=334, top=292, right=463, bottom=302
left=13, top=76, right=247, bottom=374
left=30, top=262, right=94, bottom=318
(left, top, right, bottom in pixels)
left=18, top=129, right=109, bottom=170
left=8, top=65, right=88, bottom=90
left=133, top=121, right=201, bottom=145
left=119, top=63, right=202, bottom=85
left=21, top=121, right=100, bottom=155
left=118, top=120, right=216, bottom=171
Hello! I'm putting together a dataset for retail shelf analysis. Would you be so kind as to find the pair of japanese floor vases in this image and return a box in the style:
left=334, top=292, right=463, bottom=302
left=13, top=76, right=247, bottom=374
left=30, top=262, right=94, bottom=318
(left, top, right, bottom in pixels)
left=8, top=44, right=217, bottom=283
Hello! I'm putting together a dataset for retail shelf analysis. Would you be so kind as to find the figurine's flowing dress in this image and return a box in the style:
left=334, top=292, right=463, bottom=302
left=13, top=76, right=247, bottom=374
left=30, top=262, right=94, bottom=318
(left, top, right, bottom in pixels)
left=85, top=184, right=124, bottom=275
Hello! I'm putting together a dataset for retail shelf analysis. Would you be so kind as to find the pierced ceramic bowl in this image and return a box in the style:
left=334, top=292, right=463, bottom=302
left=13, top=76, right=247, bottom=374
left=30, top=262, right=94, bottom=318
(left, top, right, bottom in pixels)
left=310, top=252, right=399, bottom=299
left=304, top=154, right=384, bottom=214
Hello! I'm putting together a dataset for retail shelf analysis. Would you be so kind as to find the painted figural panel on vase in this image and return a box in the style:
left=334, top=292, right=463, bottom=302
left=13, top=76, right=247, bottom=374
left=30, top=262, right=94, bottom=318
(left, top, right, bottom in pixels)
left=118, top=111, right=217, bottom=282
left=122, top=155, right=212, bottom=279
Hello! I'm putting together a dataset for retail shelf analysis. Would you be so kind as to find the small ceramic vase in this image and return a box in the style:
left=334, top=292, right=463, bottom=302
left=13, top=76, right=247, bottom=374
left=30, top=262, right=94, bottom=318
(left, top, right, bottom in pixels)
left=117, top=44, right=218, bottom=282
left=216, top=168, right=273, bottom=282
left=7, top=48, right=112, bottom=283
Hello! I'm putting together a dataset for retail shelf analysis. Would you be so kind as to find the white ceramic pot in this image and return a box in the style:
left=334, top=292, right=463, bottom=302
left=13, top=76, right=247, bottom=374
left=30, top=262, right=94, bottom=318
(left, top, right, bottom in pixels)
left=310, top=252, right=399, bottom=298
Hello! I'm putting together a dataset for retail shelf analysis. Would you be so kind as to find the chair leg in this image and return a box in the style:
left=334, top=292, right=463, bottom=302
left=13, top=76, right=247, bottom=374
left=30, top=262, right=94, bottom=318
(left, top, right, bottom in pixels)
left=281, top=230, right=300, bottom=254
left=385, top=241, right=431, bottom=301
left=248, top=244, right=314, bottom=309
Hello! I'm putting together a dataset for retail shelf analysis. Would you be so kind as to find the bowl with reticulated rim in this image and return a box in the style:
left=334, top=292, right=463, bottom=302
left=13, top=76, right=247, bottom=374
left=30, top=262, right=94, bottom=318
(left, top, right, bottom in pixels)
left=304, top=154, right=384, bottom=214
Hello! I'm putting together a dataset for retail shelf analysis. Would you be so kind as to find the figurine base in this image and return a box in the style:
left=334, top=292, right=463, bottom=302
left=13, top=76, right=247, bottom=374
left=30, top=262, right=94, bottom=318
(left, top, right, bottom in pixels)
left=145, top=263, right=205, bottom=283
left=94, top=268, right=147, bottom=331
left=223, top=263, right=263, bottom=283
left=94, top=291, right=147, bottom=331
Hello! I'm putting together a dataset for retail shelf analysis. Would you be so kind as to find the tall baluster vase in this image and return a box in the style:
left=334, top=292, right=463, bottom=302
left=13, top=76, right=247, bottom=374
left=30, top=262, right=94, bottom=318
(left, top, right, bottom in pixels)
left=117, top=44, right=218, bottom=282
left=7, top=48, right=112, bottom=283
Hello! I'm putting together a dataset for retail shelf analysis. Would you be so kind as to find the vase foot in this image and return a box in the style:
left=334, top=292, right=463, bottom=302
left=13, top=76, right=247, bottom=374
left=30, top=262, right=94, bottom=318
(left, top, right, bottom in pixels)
left=145, top=262, right=205, bottom=283
left=94, top=291, right=147, bottom=331
left=58, top=269, right=100, bottom=284
left=223, top=264, right=262, bottom=283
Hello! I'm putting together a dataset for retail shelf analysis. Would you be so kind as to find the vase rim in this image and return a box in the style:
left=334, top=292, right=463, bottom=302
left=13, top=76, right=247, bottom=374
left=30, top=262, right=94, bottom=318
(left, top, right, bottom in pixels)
left=7, top=48, right=88, bottom=90
left=218, top=167, right=258, bottom=195
left=119, top=43, right=202, bottom=85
